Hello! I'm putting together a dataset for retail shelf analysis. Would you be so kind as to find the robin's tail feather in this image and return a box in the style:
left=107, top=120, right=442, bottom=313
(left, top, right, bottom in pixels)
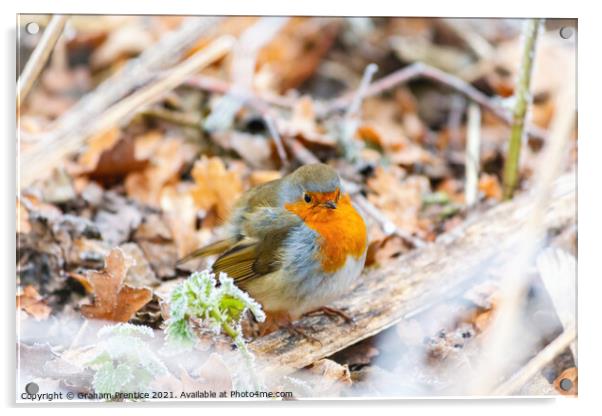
left=176, top=236, right=240, bottom=266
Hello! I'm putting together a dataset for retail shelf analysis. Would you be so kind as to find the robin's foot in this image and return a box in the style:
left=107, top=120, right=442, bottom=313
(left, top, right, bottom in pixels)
left=285, top=323, right=322, bottom=345
left=304, top=306, right=355, bottom=325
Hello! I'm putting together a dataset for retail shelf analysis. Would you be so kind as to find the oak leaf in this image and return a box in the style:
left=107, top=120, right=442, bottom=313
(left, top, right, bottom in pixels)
left=81, top=248, right=152, bottom=322
left=190, top=156, right=243, bottom=223
left=17, top=285, right=51, bottom=320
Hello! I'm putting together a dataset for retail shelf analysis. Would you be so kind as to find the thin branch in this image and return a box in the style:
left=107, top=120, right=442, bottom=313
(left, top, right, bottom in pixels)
left=20, top=36, right=235, bottom=189
left=465, top=102, right=481, bottom=206
left=185, top=75, right=297, bottom=109
left=17, top=15, right=69, bottom=107
left=492, top=324, right=576, bottom=396
left=140, top=107, right=202, bottom=130
left=503, top=19, right=542, bottom=199
left=339, top=63, right=378, bottom=162
left=322, top=62, right=548, bottom=142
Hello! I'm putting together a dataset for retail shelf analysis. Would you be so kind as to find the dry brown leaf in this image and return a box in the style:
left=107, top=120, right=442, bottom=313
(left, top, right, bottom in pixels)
left=305, top=358, right=352, bottom=396
left=358, top=98, right=409, bottom=151
left=190, top=156, right=244, bottom=223
left=17, top=285, right=52, bottom=320
left=478, top=173, right=502, bottom=201
left=365, top=234, right=408, bottom=267
left=160, top=184, right=203, bottom=258
left=77, top=127, right=121, bottom=172
left=279, top=95, right=335, bottom=146
left=249, top=170, right=281, bottom=186
left=80, top=247, right=152, bottom=322
left=436, top=178, right=465, bottom=204
left=125, top=137, right=191, bottom=207
left=17, top=199, right=31, bottom=234
left=256, top=18, right=340, bottom=93
left=367, top=166, right=430, bottom=235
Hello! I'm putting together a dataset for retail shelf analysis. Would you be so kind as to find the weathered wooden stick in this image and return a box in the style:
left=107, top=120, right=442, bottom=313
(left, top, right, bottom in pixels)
left=323, top=62, right=548, bottom=142
left=250, top=172, right=575, bottom=375
left=17, top=15, right=68, bottom=106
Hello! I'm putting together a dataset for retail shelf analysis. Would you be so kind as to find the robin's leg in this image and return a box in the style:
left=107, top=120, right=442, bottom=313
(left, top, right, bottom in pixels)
left=303, top=306, right=355, bottom=324
left=258, top=310, right=290, bottom=337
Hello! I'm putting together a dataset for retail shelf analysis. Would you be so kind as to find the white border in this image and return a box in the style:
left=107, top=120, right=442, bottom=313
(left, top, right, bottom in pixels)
left=3, top=1, right=600, bottom=414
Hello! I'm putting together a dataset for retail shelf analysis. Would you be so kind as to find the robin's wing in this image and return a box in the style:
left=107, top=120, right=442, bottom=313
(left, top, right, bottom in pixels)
left=175, top=236, right=240, bottom=266
left=212, top=208, right=301, bottom=284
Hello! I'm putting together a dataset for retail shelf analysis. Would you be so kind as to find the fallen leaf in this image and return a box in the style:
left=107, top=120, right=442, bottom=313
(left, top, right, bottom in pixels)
left=119, top=243, right=160, bottom=288
left=160, top=183, right=203, bottom=259
left=17, top=285, right=52, bottom=320
left=304, top=358, right=352, bottom=396
left=249, top=170, right=281, bottom=186
left=80, top=248, right=152, bottom=322
left=17, top=199, right=31, bottom=234
left=77, top=127, right=121, bottom=173
left=133, top=214, right=178, bottom=279
left=125, top=137, right=193, bottom=207
left=257, top=18, right=340, bottom=93
left=478, top=173, right=502, bottom=200
left=190, top=156, right=244, bottom=223
left=365, top=234, right=408, bottom=267
left=367, top=166, right=430, bottom=235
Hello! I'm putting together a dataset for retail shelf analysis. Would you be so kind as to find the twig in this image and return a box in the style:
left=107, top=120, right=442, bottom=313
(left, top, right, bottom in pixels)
left=263, top=113, right=289, bottom=169
left=440, top=19, right=494, bottom=60
left=339, top=63, right=378, bottom=162
left=322, top=62, right=548, bottom=142
left=140, top=107, right=202, bottom=130
left=185, top=75, right=297, bottom=110
left=17, top=15, right=69, bottom=107
left=492, top=324, right=576, bottom=396
left=20, top=36, right=235, bottom=188
left=465, top=102, right=481, bottom=206
left=503, top=19, right=542, bottom=199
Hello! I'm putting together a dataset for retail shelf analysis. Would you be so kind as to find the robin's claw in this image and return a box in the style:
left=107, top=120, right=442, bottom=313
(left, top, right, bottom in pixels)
left=305, top=306, right=355, bottom=325
left=286, top=323, right=322, bottom=345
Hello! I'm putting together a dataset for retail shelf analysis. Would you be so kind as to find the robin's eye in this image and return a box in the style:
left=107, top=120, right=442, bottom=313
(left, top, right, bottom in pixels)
left=303, top=193, right=312, bottom=203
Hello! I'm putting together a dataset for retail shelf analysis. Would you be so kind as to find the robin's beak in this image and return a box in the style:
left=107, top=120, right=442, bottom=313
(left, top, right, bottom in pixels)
left=323, top=200, right=337, bottom=209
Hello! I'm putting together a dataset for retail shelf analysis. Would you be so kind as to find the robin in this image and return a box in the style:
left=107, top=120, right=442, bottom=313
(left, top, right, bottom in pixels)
left=178, top=163, right=367, bottom=336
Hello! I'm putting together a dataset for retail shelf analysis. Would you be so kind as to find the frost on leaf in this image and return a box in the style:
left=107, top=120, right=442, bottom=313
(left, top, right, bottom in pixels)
left=164, top=270, right=265, bottom=351
left=81, top=247, right=152, bottom=322
left=87, top=323, right=167, bottom=395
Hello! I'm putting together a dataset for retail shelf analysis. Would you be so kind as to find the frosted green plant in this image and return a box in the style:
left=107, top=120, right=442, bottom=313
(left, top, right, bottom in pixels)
left=87, top=323, right=167, bottom=396
left=164, top=270, right=266, bottom=388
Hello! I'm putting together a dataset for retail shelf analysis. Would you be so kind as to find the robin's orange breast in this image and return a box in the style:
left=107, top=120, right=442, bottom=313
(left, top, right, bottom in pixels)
left=284, top=194, right=367, bottom=273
